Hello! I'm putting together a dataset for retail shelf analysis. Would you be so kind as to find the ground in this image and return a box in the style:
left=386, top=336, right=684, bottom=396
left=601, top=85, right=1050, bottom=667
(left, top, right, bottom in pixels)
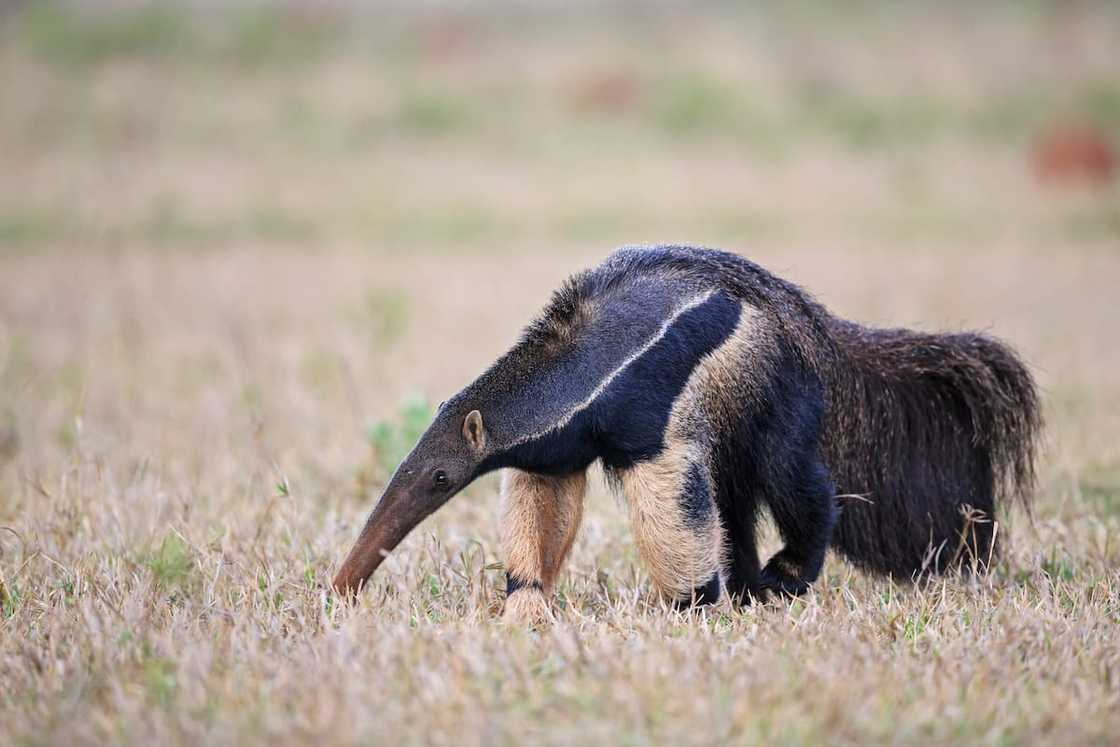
left=1, top=3, right=1118, bottom=745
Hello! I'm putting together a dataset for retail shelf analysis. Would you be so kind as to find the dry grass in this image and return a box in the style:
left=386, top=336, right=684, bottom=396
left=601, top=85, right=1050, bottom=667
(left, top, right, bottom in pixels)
left=2, top=3, right=1119, bottom=745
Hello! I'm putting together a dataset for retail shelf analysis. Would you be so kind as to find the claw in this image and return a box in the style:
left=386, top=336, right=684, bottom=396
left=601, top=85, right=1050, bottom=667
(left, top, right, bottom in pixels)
left=759, top=563, right=810, bottom=597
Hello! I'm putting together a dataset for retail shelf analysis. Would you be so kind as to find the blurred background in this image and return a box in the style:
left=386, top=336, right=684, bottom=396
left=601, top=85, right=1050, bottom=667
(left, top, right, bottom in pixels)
left=2, top=0, right=1117, bottom=456
left=1, top=1, right=1116, bottom=254
left=2, top=0, right=1119, bottom=520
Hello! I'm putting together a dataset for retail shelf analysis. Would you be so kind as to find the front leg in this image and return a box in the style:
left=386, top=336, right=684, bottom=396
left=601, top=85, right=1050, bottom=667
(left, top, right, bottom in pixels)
left=500, top=468, right=587, bottom=624
left=615, top=446, right=724, bottom=609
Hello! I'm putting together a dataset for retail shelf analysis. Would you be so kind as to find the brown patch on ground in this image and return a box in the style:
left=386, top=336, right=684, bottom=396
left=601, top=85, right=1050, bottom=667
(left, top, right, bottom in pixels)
left=1033, top=124, right=1117, bottom=186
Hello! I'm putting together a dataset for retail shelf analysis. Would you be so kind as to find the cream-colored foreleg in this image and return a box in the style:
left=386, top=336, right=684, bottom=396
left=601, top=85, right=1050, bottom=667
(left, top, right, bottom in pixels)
left=499, top=468, right=587, bottom=623
left=616, top=448, right=723, bottom=605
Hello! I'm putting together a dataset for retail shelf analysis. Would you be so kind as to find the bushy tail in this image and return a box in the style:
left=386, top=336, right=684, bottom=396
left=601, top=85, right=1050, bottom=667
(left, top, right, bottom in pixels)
left=823, top=321, right=1041, bottom=577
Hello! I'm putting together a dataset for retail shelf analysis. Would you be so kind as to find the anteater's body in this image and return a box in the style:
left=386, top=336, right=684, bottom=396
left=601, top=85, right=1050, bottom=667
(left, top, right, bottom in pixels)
left=333, top=246, right=1040, bottom=619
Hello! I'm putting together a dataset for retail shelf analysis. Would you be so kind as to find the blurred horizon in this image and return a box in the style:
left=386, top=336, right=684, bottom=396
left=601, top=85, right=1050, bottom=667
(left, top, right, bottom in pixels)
left=1, top=0, right=1117, bottom=255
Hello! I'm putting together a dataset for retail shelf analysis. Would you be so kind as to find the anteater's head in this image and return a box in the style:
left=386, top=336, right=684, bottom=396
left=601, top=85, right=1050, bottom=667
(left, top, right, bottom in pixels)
left=332, top=406, right=488, bottom=597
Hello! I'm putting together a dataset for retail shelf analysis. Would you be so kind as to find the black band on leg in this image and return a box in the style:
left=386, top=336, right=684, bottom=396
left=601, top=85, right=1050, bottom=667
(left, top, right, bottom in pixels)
left=672, top=574, right=721, bottom=610
left=506, top=574, right=544, bottom=597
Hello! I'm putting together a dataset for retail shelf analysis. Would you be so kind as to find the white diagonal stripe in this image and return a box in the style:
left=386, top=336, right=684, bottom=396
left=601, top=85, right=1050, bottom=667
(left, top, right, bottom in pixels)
left=509, top=290, right=717, bottom=449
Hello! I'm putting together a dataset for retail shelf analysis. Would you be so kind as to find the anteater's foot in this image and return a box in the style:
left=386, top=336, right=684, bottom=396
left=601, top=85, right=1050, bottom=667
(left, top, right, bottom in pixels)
left=671, top=575, right=721, bottom=611
left=502, top=587, right=553, bottom=626
left=759, top=560, right=811, bottom=597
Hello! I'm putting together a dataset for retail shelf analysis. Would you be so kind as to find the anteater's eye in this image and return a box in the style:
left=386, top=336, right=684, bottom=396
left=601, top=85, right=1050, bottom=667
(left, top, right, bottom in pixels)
left=433, top=470, right=450, bottom=489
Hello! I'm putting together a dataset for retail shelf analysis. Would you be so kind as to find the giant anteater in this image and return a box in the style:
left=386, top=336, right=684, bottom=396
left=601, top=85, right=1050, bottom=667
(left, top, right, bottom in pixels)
left=333, top=245, right=1040, bottom=622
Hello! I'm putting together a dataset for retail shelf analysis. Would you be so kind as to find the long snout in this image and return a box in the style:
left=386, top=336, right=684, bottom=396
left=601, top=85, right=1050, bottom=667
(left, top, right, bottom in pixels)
left=332, top=486, right=443, bottom=597
left=332, top=505, right=394, bottom=596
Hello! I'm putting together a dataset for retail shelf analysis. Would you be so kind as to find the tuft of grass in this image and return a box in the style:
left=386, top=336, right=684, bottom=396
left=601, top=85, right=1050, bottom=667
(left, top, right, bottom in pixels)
left=143, top=533, right=195, bottom=592
left=1041, top=548, right=1076, bottom=582
left=0, top=577, right=19, bottom=618
left=142, top=656, right=179, bottom=709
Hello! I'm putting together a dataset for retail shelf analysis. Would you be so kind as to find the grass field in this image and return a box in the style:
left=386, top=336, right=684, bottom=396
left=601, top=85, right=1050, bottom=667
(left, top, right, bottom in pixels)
left=1, top=3, right=1119, bottom=744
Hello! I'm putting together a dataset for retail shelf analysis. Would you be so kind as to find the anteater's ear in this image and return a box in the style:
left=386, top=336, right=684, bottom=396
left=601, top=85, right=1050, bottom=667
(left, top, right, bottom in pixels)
left=463, top=410, right=487, bottom=453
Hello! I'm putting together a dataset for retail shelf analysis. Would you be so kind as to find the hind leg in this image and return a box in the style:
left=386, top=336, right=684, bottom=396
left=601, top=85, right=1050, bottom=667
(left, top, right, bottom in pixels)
left=616, top=448, right=723, bottom=608
left=761, top=456, right=837, bottom=596
left=719, top=493, right=766, bottom=604
left=500, top=469, right=587, bottom=624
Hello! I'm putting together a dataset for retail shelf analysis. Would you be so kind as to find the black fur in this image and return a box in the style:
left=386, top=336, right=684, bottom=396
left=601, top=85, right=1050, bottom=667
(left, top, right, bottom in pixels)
left=506, top=575, right=544, bottom=596
left=477, top=290, right=741, bottom=474
left=674, top=575, right=722, bottom=610
left=681, top=462, right=714, bottom=529
left=443, top=245, right=1041, bottom=596
left=824, top=323, right=1040, bottom=575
